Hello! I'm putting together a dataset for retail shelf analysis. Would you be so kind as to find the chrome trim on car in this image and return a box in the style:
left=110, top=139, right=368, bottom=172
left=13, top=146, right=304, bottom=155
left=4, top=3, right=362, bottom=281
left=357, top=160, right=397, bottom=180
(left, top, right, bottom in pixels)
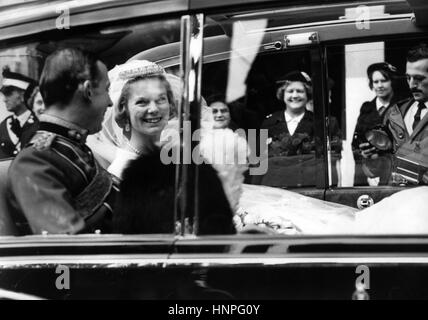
left=175, top=14, right=205, bottom=236
left=0, top=0, right=187, bottom=29
left=0, top=255, right=169, bottom=269
left=165, top=256, right=428, bottom=266
left=231, top=0, right=408, bottom=18
left=2, top=255, right=428, bottom=269
left=257, top=13, right=414, bottom=34
left=0, top=288, right=46, bottom=300
left=0, top=0, right=188, bottom=41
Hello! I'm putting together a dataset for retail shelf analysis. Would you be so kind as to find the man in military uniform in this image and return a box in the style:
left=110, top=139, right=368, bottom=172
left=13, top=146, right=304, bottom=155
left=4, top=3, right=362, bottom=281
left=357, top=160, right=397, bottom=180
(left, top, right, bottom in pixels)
left=6, top=48, right=115, bottom=235
left=0, top=69, right=39, bottom=159
left=360, top=43, right=428, bottom=185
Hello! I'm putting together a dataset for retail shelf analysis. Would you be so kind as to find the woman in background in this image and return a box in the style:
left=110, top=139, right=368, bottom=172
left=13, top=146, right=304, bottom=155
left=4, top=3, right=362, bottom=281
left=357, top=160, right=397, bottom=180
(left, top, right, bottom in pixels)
left=206, top=93, right=238, bottom=130
left=352, top=62, right=399, bottom=186
left=262, top=70, right=314, bottom=153
left=28, top=86, right=45, bottom=118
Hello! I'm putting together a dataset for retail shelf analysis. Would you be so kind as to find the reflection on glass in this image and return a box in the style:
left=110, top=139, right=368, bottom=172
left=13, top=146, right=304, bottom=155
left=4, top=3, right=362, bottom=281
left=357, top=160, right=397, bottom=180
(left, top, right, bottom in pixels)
left=226, top=19, right=267, bottom=103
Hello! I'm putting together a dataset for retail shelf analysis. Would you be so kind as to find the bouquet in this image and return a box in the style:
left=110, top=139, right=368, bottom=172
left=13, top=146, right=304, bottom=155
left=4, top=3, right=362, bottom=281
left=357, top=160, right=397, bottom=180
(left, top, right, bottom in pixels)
left=268, top=132, right=316, bottom=157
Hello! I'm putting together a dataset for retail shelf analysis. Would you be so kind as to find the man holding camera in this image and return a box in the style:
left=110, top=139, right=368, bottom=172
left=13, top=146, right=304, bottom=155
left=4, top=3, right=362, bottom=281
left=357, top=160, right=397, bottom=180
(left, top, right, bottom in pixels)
left=360, top=43, right=428, bottom=185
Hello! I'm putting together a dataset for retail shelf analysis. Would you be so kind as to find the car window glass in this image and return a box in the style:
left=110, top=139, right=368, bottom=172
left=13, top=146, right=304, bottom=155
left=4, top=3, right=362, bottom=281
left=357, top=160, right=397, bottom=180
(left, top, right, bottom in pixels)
left=0, top=16, right=182, bottom=236
left=201, top=14, right=325, bottom=191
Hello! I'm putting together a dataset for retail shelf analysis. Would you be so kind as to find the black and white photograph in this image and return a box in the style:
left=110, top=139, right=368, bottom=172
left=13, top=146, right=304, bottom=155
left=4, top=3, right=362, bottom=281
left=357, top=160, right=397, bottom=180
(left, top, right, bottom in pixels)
left=0, top=0, right=428, bottom=304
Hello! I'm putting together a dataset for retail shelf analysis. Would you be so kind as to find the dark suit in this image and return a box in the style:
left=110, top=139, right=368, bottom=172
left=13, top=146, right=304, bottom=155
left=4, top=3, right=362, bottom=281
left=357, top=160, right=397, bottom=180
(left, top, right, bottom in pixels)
left=262, top=110, right=315, bottom=155
left=383, top=98, right=428, bottom=184
left=6, top=117, right=115, bottom=235
left=0, top=112, right=38, bottom=159
left=262, top=110, right=342, bottom=155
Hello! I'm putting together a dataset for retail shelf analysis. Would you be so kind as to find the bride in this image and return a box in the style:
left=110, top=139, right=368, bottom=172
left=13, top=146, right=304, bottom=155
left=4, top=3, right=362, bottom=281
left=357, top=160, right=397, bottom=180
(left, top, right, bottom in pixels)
left=89, top=59, right=428, bottom=236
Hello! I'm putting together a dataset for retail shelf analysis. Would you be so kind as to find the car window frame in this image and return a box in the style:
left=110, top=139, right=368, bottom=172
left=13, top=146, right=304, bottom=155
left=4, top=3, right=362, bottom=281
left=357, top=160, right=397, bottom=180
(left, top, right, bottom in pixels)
left=320, top=16, right=428, bottom=207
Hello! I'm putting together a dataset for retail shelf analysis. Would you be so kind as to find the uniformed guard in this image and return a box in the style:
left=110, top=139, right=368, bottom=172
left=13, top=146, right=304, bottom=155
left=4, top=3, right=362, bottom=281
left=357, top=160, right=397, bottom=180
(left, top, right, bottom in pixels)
left=6, top=48, right=115, bottom=235
left=0, top=68, right=39, bottom=159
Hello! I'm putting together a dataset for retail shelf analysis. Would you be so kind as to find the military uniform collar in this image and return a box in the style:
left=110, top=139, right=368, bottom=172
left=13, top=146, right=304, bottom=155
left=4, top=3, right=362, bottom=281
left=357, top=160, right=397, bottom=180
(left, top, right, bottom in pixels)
left=39, top=114, right=89, bottom=144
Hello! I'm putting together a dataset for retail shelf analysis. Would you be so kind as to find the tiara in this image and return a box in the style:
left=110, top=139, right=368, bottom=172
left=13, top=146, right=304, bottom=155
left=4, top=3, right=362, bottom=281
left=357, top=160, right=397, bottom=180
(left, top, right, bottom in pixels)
left=118, top=64, right=165, bottom=80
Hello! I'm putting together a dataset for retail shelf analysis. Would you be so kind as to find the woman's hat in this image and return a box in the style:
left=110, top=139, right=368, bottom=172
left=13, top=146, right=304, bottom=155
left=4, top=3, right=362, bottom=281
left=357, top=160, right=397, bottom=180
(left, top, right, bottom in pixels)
left=277, top=70, right=312, bottom=85
left=1, top=68, right=36, bottom=97
left=1, top=68, right=37, bottom=108
left=367, top=62, right=397, bottom=77
left=1, top=69, right=33, bottom=91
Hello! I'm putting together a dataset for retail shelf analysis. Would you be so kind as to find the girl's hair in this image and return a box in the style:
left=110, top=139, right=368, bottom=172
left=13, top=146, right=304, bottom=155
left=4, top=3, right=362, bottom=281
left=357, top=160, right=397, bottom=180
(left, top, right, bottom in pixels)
left=114, top=74, right=177, bottom=129
left=276, top=80, right=313, bottom=102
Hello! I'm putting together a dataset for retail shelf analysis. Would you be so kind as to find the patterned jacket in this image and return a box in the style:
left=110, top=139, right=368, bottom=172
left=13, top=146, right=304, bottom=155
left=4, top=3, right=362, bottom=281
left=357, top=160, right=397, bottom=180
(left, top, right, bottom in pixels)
left=6, top=115, right=116, bottom=235
left=384, top=98, right=428, bottom=184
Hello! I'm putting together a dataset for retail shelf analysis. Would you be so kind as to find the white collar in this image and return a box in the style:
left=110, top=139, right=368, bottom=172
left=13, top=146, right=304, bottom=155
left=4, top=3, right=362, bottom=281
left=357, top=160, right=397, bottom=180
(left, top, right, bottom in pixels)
left=375, top=98, right=389, bottom=111
left=15, top=110, right=32, bottom=126
left=412, top=100, right=428, bottom=109
left=284, top=111, right=305, bottom=123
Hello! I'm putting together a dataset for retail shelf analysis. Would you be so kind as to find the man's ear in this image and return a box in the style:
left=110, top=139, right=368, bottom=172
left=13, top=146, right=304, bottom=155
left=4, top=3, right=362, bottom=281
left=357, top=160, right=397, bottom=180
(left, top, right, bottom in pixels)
left=18, top=91, right=25, bottom=104
left=82, top=80, right=93, bottom=101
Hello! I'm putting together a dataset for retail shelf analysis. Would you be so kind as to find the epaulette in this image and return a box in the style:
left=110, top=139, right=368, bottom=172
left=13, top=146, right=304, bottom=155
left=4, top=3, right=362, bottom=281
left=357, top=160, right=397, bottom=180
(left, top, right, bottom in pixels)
left=29, top=132, right=57, bottom=151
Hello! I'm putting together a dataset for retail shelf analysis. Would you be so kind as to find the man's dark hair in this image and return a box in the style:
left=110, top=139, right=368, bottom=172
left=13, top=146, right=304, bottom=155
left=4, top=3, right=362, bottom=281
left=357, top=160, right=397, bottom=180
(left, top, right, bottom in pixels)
left=39, top=48, right=101, bottom=107
left=407, top=43, right=428, bottom=63
left=114, top=149, right=236, bottom=235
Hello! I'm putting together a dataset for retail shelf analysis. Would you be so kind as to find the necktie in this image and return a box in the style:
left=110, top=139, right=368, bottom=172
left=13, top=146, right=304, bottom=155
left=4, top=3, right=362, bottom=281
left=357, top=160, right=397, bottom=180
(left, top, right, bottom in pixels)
left=378, top=106, right=387, bottom=117
left=413, top=102, right=427, bottom=131
left=10, top=117, right=22, bottom=138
